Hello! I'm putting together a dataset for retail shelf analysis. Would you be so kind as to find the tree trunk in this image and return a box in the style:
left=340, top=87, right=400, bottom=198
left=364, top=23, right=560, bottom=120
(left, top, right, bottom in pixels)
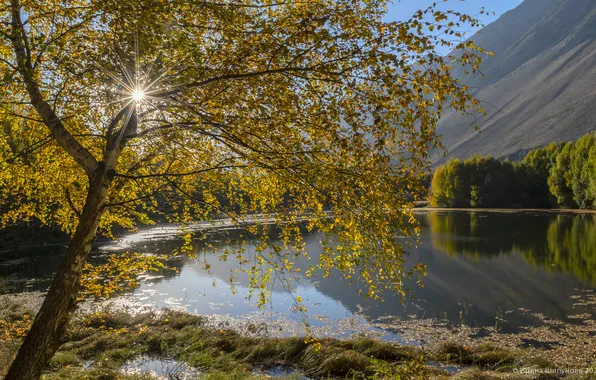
left=5, top=169, right=112, bottom=380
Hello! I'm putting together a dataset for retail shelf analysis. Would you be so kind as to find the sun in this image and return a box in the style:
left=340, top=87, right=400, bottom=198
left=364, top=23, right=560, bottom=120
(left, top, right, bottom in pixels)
left=132, top=88, right=145, bottom=101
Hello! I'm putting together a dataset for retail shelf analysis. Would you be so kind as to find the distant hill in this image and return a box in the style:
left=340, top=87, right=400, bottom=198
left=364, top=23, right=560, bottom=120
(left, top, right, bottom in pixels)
left=435, top=0, right=596, bottom=163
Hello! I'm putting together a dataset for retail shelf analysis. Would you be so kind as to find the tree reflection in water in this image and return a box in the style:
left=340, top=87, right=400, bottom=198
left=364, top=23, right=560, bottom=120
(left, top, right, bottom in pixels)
left=425, top=211, right=596, bottom=285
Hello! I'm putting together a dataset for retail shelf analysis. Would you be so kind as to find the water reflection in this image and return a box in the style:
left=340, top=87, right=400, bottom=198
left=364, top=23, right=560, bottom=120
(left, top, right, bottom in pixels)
left=1, top=211, right=595, bottom=334
left=425, top=211, right=596, bottom=284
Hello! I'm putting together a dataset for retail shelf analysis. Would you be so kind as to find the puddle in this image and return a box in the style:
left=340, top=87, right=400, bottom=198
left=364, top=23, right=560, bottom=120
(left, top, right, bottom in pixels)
left=254, top=365, right=310, bottom=379
left=428, top=361, right=461, bottom=374
left=121, top=356, right=200, bottom=379
left=122, top=357, right=308, bottom=379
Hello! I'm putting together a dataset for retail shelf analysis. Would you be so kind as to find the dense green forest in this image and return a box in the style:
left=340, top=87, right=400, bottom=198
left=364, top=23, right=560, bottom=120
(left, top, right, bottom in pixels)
left=430, top=133, right=596, bottom=209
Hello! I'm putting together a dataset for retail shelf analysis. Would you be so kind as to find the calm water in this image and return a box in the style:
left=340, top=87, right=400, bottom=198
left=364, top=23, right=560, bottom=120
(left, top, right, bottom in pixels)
left=1, top=211, right=595, bottom=335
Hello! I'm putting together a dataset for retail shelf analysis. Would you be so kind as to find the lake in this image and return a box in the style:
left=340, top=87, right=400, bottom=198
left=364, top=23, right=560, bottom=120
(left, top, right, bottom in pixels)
left=1, top=210, right=595, bottom=341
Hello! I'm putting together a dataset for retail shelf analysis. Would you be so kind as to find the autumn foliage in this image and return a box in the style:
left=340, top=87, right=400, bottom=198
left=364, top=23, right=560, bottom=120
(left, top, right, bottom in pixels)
left=0, top=1, right=487, bottom=377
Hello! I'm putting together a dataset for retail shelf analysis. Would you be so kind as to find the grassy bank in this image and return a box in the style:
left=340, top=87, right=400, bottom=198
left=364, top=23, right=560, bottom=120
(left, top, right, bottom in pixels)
left=0, top=295, right=596, bottom=380
left=0, top=310, right=552, bottom=379
left=0, top=295, right=594, bottom=379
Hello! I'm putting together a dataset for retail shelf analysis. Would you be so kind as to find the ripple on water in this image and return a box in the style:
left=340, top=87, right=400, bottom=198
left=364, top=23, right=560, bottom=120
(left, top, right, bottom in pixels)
left=121, top=356, right=200, bottom=379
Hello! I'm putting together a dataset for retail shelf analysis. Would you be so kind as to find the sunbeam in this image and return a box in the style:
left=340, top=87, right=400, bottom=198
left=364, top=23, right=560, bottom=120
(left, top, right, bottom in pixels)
left=132, top=89, right=145, bottom=101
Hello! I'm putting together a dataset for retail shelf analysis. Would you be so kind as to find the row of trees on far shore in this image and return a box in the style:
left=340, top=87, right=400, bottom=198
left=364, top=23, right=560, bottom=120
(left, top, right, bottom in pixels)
left=430, top=133, right=596, bottom=209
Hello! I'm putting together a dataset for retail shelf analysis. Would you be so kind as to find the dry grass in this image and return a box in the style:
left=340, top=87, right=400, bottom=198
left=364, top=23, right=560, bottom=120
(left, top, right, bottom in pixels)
left=0, top=293, right=592, bottom=379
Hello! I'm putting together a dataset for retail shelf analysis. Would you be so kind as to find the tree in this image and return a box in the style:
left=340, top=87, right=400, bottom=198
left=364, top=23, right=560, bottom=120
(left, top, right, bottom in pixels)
left=586, top=140, right=596, bottom=206
left=430, top=158, right=469, bottom=207
left=0, top=1, right=484, bottom=378
left=548, top=142, right=577, bottom=208
left=569, top=134, right=596, bottom=209
left=430, top=156, right=515, bottom=208
left=518, top=143, right=560, bottom=208
left=465, top=155, right=515, bottom=208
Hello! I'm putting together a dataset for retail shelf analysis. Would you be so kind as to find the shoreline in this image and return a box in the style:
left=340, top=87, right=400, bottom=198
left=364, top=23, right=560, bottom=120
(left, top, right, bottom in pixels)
left=413, top=207, right=596, bottom=214
left=2, top=291, right=595, bottom=370
left=0, top=294, right=587, bottom=379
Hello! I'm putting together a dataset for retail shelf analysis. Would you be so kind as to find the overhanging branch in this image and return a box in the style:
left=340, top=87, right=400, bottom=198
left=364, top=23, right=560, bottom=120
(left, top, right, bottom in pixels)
left=9, top=0, right=99, bottom=177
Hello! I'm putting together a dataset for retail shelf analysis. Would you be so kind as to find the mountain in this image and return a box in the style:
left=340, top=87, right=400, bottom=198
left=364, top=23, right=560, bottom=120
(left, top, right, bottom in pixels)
left=435, top=0, right=596, bottom=163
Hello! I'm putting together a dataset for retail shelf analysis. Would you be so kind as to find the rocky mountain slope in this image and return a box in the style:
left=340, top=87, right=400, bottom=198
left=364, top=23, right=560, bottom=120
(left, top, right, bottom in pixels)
left=436, top=0, right=596, bottom=163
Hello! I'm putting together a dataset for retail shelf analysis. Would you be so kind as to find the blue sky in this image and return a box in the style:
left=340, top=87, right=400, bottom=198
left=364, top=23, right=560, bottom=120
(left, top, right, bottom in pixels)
left=386, top=0, right=524, bottom=23
left=385, top=0, right=524, bottom=53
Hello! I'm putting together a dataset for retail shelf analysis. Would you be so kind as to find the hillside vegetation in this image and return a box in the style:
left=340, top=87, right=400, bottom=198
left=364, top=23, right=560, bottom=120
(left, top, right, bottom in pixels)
left=430, top=133, right=596, bottom=209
